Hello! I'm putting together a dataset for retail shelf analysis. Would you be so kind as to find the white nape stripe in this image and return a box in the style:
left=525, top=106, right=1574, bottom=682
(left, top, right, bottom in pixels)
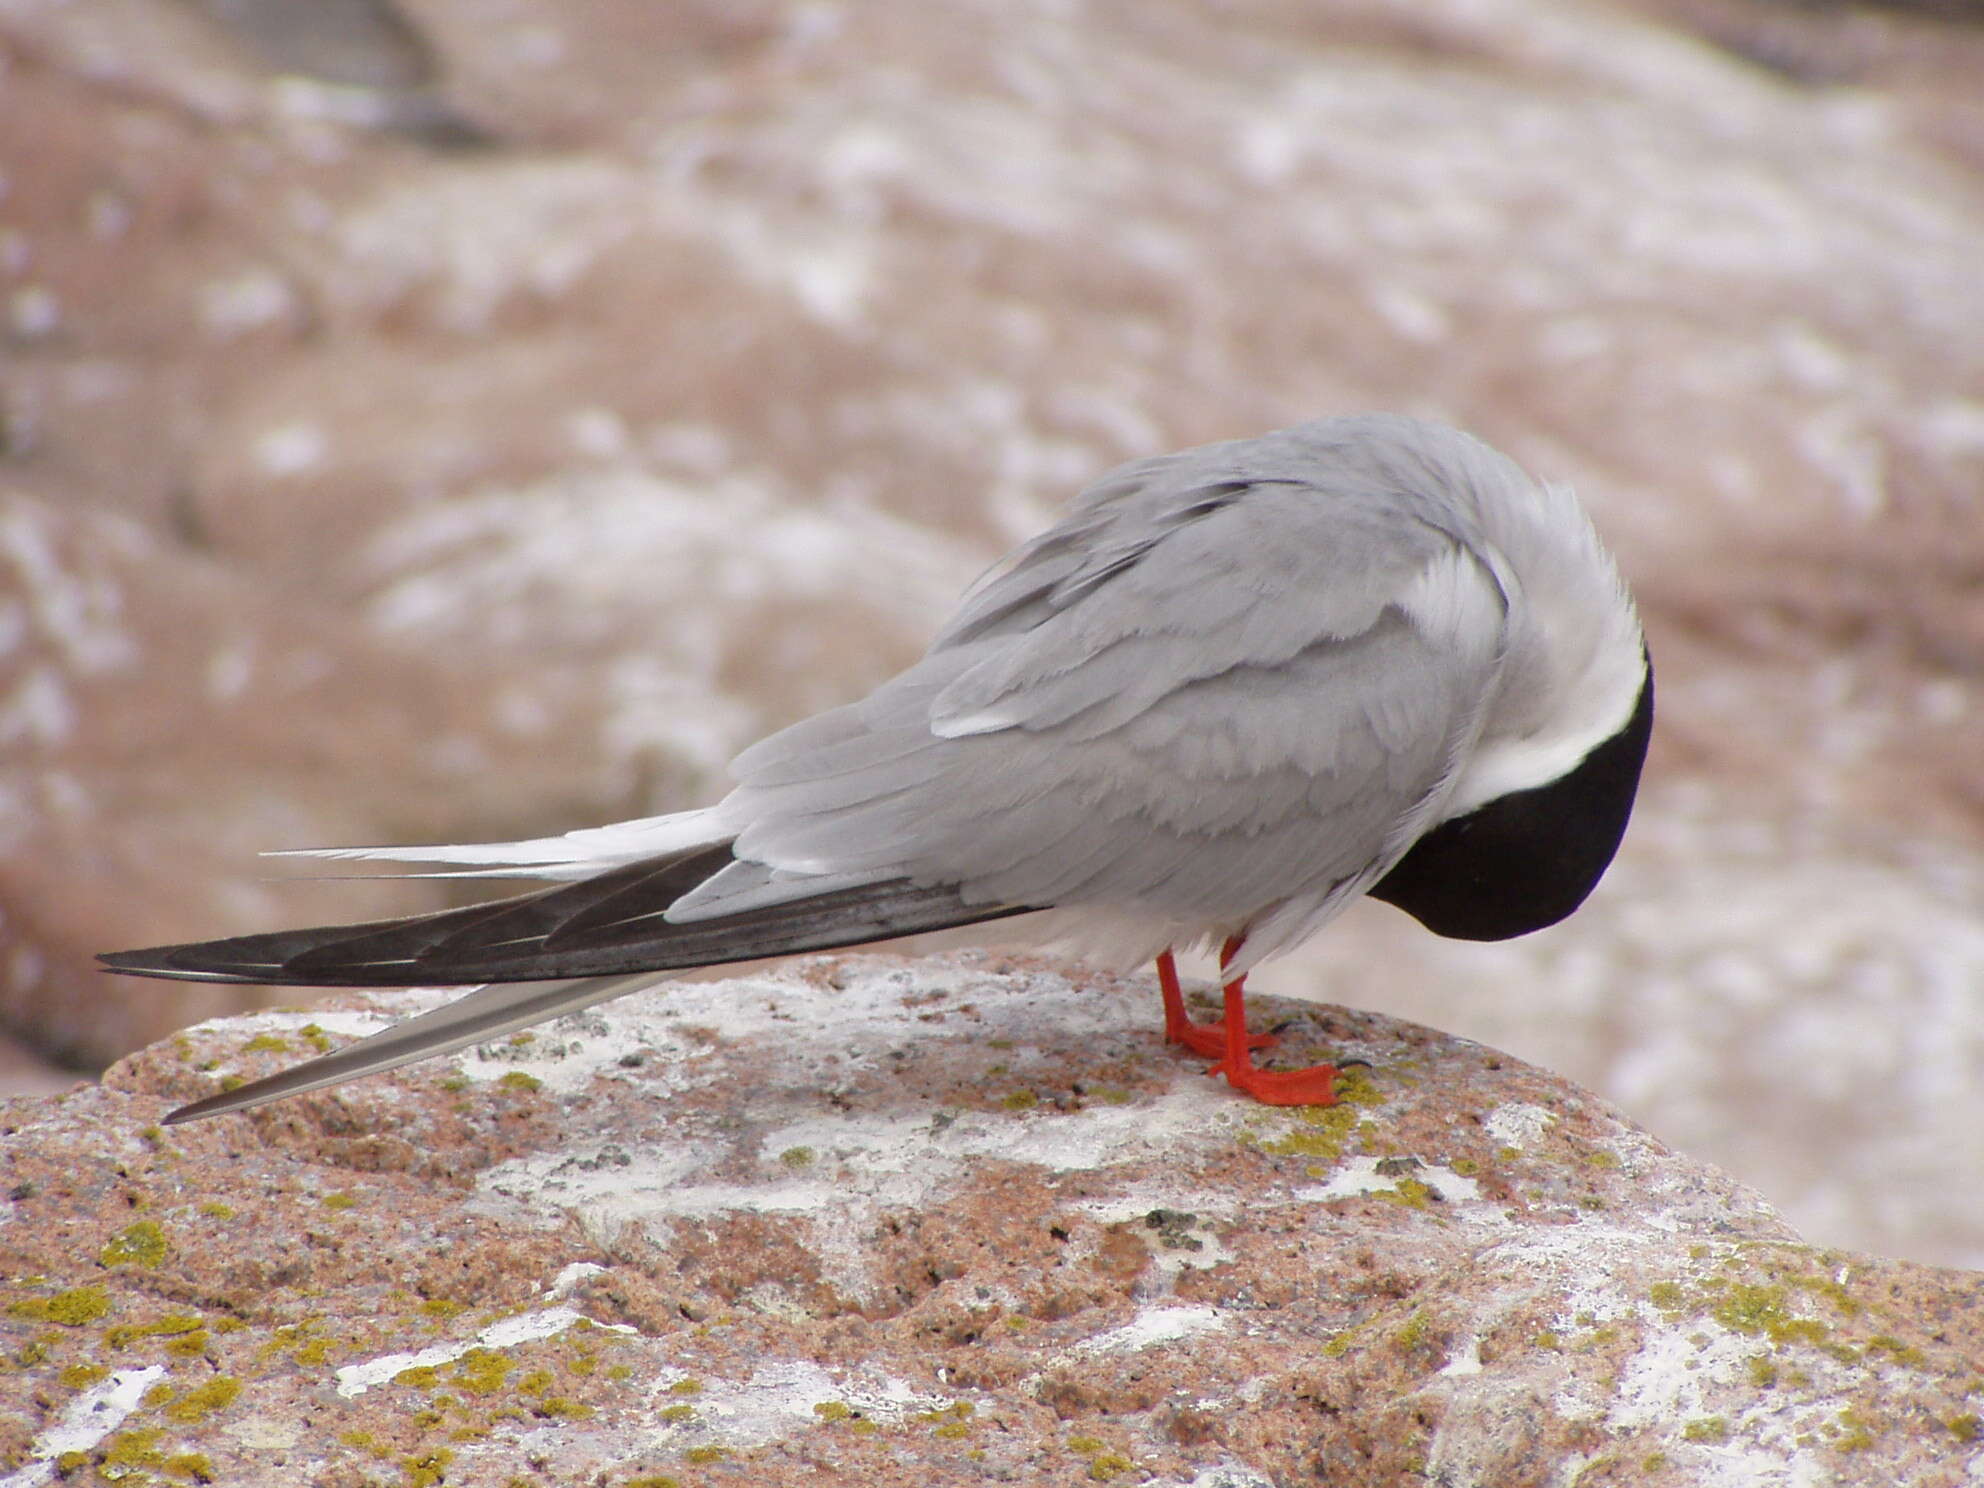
left=1441, top=651, right=1645, bottom=817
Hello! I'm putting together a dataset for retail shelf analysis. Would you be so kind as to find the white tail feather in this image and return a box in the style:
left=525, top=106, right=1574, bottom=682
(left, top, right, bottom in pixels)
left=262, top=806, right=734, bottom=881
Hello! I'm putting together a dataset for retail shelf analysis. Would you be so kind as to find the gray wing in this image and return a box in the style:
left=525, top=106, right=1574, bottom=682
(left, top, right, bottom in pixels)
left=674, top=443, right=1514, bottom=958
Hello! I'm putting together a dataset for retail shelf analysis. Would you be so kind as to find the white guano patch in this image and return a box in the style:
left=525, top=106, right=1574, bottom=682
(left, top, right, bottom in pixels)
left=0, top=1367, right=165, bottom=1488
left=1072, top=1304, right=1226, bottom=1357
left=1485, top=1102, right=1558, bottom=1151
left=1294, top=1156, right=1481, bottom=1205
left=646, top=1360, right=950, bottom=1449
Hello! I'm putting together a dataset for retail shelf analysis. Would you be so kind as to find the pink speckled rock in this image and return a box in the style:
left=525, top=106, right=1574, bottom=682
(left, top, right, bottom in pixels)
left=4, top=954, right=1980, bottom=1486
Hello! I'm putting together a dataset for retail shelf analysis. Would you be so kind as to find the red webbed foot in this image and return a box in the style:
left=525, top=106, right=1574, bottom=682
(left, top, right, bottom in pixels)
left=1154, top=939, right=1337, bottom=1108
left=1202, top=1057, right=1339, bottom=1107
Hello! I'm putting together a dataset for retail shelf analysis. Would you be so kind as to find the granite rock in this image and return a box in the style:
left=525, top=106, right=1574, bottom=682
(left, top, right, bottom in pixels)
left=3, top=954, right=1980, bottom=1486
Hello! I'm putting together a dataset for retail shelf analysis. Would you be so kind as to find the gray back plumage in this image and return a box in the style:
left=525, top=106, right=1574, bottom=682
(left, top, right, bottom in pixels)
left=670, top=415, right=1632, bottom=966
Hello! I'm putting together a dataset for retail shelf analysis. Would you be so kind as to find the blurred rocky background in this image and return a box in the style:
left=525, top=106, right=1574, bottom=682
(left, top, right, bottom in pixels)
left=1, top=0, right=1979, bottom=1264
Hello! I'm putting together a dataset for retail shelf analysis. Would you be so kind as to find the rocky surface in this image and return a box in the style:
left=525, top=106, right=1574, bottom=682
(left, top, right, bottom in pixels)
left=2, top=0, right=1982, bottom=1271
left=4, top=955, right=1982, bottom=1486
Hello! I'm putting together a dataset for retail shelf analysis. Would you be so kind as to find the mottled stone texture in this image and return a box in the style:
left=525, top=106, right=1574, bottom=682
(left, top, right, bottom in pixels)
left=4, top=956, right=1980, bottom=1486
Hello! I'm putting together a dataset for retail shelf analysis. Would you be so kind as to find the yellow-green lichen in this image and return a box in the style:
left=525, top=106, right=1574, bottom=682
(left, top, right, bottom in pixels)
left=1835, top=1408, right=1879, bottom=1452
left=400, top=1448, right=454, bottom=1487
left=1681, top=1417, right=1728, bottom=1443
left=683, top=1446, right=728, bottom=1464
left=497, top=1071, right=542, bottom=1094
left=454, top=1348, right=511, bottom=1395
left=1322, top=1317, right=1372, bottom=1358
left=1393, top=1310, right=1432, bottom=1350
left=101, top=1428, right=166, bottom=1472
left=1789, top=1271, right=1861, bottom=1318
left=666, top=1377, right=703, bottom=1395
left=164, top=1376, right=241, bottom=1423
left=1712, top=1285, right=1833, bottom=1351
left=100, top=1221, right=170, bottom=1269
left=1001, top=1089, right=1038, bottom=1111
left=659, top=1404, right=696, bottom=1424
left=9, top=1285, right=111, bottom=1327
left=241, top=1034, right=291, bottom=1055
left=1066, top=1435, right=1134, bottom=1480
left=298, top=1024, right=334, bottom=1053
left=105, top=1313, right=204, bottom=1350
left=779, top=1146, right=815, bottom=1168
left=420, top=1298, right=468, bottom=1321
left=919, top=1402, right=975, bottom=1439
left=1946, top=1414, right=1980, bottom=1443
left=813, top=1400, right=853, bottom=1422
left=293, top=1335, right=336, bottom=1365
left=12, top=1332, right=55, bottom=1367
left=197, top=1202, right=235, bottom=1221
left=1864, top=1334, right=1926, bottom=1367
left=395, top=1365, right=442, bottom=1389
left=1372, top=1177, right=1436, bottom=1210
left=164, top=1452, right=215, bottom=1483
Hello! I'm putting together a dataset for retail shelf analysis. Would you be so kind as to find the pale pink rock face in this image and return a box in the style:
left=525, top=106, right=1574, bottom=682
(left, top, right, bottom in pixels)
left=3, top=956, right=1980, bottom=1485
left=3, top=0, right=1982, bottom=1273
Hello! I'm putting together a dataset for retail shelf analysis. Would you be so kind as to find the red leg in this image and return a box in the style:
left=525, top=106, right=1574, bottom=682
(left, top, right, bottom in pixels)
left=1157, top=947, right=1273, bottom=1058
left=1199, top=936, right=1339, bottom=1106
